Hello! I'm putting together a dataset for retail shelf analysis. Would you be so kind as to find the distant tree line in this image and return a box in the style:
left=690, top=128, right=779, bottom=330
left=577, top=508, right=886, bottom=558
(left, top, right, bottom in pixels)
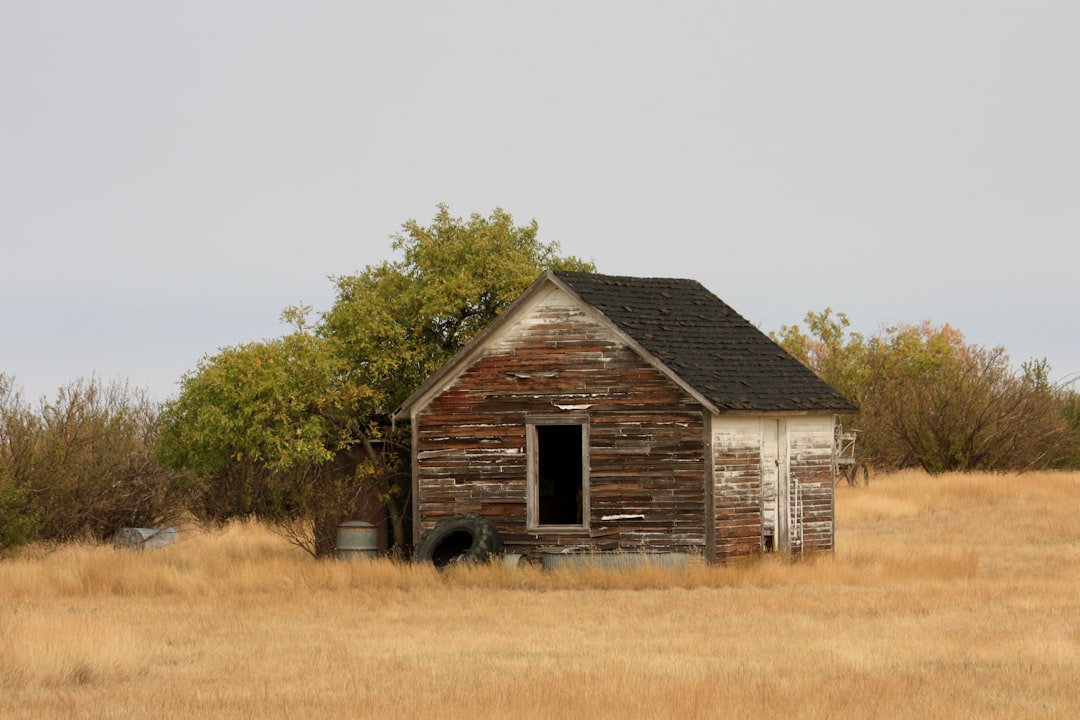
left=4, top=209, right=1079, bottom=555
left=773, top=310, right=1080, bottom=473
left=0, top=375, right=194, bottom=551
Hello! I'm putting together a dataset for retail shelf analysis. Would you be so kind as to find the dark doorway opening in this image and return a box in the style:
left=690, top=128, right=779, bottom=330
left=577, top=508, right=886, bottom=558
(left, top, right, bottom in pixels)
left=536, top=424, right=584, bottom=525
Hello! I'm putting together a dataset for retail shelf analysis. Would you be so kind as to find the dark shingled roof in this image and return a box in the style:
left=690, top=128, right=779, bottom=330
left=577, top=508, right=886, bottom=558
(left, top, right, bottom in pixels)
left=553, top=271, right=856, bottom=413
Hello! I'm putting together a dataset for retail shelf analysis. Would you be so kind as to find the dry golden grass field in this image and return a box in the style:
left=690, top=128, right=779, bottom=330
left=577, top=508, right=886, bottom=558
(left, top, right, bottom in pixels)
left=2, top=470, right=1079, bottom=719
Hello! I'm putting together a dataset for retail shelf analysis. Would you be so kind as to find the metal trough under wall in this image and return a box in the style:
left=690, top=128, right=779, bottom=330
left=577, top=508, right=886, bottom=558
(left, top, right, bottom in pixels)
left=114, top=527, right=180, bottom=550
left=540, top=551, right=690, bottom=571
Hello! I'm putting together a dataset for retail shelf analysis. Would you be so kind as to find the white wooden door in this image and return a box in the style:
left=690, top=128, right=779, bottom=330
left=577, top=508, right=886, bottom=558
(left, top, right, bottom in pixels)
left=761, top=419, right=790, bottom=553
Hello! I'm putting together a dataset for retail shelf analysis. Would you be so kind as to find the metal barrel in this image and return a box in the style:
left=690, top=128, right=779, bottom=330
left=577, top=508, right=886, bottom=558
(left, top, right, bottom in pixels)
left=335, top=520, right=378, bottom=560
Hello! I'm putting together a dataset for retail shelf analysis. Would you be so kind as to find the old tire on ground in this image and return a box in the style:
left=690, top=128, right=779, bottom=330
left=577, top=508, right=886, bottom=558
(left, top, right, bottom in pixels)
left=415, top=513, right=503, bottom=567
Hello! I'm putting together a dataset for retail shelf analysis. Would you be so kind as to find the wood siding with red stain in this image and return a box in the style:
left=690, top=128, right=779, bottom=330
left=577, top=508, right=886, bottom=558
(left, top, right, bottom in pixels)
left=413, top=290, right=707, bottom=557
left=712, top=416, right=836, bottom=562
left=408, top=286, right=838, bottom=563
left=712, top=417, right=763, bottom=562
left=788, top=418, right=836, bottom=555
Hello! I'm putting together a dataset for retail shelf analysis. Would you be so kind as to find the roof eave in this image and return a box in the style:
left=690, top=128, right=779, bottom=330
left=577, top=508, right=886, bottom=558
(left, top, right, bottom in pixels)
left=391, top=269, right=564, bottom=421
left=546, top=273, right=724, bottom=415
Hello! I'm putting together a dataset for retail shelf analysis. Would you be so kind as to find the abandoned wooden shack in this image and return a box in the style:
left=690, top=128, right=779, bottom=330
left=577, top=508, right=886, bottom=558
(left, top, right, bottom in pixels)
left=394, top=271, right=856, bottom=564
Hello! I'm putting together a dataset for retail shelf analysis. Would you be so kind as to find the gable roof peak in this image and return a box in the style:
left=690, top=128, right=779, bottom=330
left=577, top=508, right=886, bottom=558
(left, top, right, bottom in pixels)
left=396, top=270, right=856, bottom=418
left=547, top=270, right=855, bottom=413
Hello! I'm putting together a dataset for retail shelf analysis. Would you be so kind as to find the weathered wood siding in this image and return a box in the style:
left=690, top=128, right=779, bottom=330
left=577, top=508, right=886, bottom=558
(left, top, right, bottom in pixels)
left=711, top=415, right=835, bottom=562
left=787, top=416, right=836, bottom=555
left=413, top=288, right=708, bottom=557
left=712, top=416, right=764, bottom=563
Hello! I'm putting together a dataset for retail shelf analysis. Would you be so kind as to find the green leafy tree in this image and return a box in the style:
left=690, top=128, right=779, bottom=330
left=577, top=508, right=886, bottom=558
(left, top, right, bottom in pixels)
left=0, top=376, right=40, bottom=551
left=772, top=308, right=869, bottom=411
left=321, top=204, right=594, bottom=410
left=157, top=205, right=594, bottom=557
left=157, top=325, right=380, bottom=556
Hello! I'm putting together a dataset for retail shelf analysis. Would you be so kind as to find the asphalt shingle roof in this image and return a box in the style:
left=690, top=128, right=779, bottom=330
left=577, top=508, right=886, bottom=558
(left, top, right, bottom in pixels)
left=553, top=271, right=856, bottom=413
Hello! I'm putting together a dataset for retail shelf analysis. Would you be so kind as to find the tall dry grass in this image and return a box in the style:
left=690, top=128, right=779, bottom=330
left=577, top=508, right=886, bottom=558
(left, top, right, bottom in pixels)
left=2, top=471, right=1079, bottom=719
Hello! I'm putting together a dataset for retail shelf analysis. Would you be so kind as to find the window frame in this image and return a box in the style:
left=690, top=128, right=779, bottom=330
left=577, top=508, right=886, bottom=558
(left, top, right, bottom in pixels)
left=525, top=415, right=590, bottom=532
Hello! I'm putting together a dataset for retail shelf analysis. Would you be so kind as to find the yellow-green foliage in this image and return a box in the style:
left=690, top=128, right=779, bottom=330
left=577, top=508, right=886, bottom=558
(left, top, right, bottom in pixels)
left=155, top=206, right=596, bottom=557
left=774, top=311, right=1079, bottom=471
left=0, top=375, right=184, bottom=547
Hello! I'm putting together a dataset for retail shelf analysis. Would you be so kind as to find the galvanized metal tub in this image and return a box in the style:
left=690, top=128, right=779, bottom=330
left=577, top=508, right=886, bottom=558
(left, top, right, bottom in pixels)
left=335, top=520, right=378, bottom=560
left=541, top=551, right=689, bottom=571
left=114, top=527, right=179, bottom=550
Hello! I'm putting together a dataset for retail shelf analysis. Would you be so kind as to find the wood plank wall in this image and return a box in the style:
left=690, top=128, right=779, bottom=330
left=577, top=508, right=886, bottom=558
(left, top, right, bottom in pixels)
left=411, top=290, right=837, bottom=563
left=414, top=294, right=708, bottom=558
left=712, top=416, right=836, bottom=562
left=712, top=417, right=764, bottom=562
left=788, top=418, right=836, bottom=555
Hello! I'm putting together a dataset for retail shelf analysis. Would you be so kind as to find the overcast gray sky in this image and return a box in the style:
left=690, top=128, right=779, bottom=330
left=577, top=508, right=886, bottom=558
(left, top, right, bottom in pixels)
left=3, top=1, right=1077, bottom=403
